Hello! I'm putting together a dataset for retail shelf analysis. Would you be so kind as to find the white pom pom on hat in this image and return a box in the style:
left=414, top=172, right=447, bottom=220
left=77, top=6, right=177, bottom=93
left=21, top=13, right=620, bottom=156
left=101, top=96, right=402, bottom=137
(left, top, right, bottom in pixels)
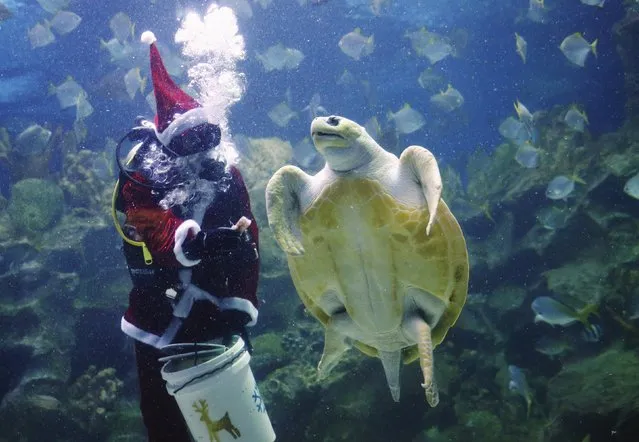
left=140, top=31, right=156, bottom=45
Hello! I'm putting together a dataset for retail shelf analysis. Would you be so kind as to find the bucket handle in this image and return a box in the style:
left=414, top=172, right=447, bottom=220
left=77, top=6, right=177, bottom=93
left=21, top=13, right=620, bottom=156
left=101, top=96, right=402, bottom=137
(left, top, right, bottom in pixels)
left=158, top=342, right=227, bottom=363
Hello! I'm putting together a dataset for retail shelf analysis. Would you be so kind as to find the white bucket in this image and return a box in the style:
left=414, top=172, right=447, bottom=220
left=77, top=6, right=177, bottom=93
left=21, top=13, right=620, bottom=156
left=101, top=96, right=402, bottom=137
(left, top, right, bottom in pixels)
left=161, top=337, right=276, bottom=442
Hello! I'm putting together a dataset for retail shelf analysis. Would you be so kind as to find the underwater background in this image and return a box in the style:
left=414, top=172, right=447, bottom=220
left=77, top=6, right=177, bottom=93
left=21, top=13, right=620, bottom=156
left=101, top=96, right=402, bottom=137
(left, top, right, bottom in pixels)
left=1, top=0, right=639, bottom=440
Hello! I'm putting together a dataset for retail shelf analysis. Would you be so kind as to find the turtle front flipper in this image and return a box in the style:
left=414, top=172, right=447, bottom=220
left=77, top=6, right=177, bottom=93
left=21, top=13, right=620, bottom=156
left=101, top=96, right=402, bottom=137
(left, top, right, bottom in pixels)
left=399, top=146, right=442, bottom=236
left=266, top=165, right=308, bottom=256
left=404, top=316, right=440, bottom=407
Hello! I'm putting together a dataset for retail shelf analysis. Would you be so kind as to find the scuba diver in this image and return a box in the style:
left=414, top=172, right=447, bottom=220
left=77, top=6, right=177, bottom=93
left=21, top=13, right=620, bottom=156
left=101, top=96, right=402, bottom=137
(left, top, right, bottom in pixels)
left=112, top=31, right=260, bottom=442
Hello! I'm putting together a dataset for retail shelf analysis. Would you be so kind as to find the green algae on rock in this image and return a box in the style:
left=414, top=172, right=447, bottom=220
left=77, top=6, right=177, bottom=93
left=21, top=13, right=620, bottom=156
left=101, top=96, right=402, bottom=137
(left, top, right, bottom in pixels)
left=7, top=178, right=64, bottom=235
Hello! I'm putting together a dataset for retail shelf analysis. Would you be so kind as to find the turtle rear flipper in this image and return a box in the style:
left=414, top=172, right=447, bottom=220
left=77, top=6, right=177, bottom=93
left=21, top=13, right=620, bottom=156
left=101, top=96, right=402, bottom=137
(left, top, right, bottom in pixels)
left=405, top=316, right=439, bottom=407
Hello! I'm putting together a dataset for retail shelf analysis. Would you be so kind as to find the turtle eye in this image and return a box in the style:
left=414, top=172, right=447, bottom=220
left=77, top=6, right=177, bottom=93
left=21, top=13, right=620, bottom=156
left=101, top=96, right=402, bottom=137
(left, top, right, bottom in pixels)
left=327, top=116, right=340, bottom=126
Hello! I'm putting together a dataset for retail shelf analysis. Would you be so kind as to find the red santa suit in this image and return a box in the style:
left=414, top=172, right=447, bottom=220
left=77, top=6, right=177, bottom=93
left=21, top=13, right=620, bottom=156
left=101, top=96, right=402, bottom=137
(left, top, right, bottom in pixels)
left=114, top=30, right=260, bottom=442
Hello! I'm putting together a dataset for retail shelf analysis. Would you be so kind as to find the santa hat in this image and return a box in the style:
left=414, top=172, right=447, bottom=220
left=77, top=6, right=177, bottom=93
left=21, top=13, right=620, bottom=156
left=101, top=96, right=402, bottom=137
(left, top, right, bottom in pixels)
left=140, top=31, right=210, bottom=147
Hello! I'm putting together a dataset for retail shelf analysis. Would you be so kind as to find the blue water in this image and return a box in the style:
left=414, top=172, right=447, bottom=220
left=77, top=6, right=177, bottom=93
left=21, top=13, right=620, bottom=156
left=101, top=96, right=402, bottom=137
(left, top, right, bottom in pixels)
left=0, top=0, right=624, bottom=162
left=0, top=0, right=634, bottom=440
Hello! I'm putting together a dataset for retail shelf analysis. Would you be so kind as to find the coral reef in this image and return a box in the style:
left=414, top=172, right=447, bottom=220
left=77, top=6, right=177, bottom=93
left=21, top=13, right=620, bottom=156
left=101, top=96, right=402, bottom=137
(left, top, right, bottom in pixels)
left=67, top=365, right=124, bottom=435
left=7, top=178, right=64, bottom=236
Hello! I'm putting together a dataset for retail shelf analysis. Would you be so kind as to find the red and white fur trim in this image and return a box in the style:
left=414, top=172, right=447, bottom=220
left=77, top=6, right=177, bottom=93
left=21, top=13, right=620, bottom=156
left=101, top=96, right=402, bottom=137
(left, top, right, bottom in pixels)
left=174, top=219, right=201, bottom=267
left=155, top=107, right=216, bottom=147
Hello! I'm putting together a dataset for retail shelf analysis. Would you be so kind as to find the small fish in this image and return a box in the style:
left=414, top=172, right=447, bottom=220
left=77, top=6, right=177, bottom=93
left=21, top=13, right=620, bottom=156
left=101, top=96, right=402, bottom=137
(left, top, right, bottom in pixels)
left=124, top=67, right=146, bottom=100
left=337, top=69, right=356, bottom=86
left=36, top=0, right=68, bottom=14
left=624, top=172, right=639, bottom=199
left=430, top=85, right=464, bottom=112
left=49, top=76, right=86, bottom=109
left=75, top=91, right=94, bottom=120
left=365, top=116, right=399, bottom=152
left=109, top=12, right=135, bottom=43
left=534, top=335, right=572, bottom=356
left=388, top=104, right=425, bottom=135
left=580, top=0, right=605, bottom=7
left=531, top=296, right=598, bottom=327
left=268, top=101, right=298, bottom=127
left=515, top=33, right=527, bottom=63
left=580, top=323, right=603, bottom=342
left=536, top=206, right=570, bottom=230
left=48, top=10, right=81, bottom=35
left=256, top=43, right=305, bottom=71
left=15, top=124, right=52, bottom=154
left=564, top=107, right=589, bottom=132
left=417, top=68, right=446, bottom=92
left=514, top=99, right=534, bottom=127
left=338, top=28, right=374, bottom=61
left=546, top=175, right=575, bottom=200
left=405, top=28, right=454, bottom=64
left=73, top=118, right=87, bottom=142
left=370, top=0, right=390, bottom=16
left=514, top=142, right=539, bottom=168
left=28, top=22, right=55, bottom=49
left=508, top=365, right=533, bottom=417
left=527, top=0, right=547, bottom=24
left=499, top=116, right=530, bottom=144
left=302, top=93, right=328, bottom=119
left=560, top=33, right=597, bottom=67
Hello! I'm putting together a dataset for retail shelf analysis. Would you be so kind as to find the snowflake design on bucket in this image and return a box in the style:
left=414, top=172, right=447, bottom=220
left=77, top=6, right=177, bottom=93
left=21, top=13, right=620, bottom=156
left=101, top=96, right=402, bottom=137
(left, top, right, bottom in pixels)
left=252, top=386, right=265, bottom=413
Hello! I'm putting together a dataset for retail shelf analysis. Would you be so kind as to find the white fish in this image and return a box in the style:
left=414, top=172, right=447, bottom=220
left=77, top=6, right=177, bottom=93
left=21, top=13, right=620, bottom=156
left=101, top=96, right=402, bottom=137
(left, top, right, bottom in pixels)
left=49, top=76, right=86, bottom=109
left=75, top=91, right=93, bottom=120
left=580, top=0, right=605, bottom=7
left=48, top=10, right=81, bottom=35
left=537, top=206, right=570, bottom=230
left=417, top=68, right=446, bottom=92
left=124, top=67, right=145, bottom=100
left=499, top=116, right=529, bottom=144
left=546, top=175, right=575, bottom=200
left=564, top=107, right=589, bottom=132
left=36, top=0, right=68, bottom=14
left=508, top=365, right=532, bottom=416
left=624, top=172, right=639, bottom=199
left=302, top=93, right=328, bottom=119
left=256, top=43, right=305, bottom=71
left=268, top=101, right=298, bottom=127
left=28, top=22, right=55, bottom=49
left=15, top=124, right=52, bottom=154
left=527, top=0, right=547, bottom=24
left=338, top=28, right=374, bottom=61
left=430, top=85, right=464, bottom=112
left=219, top=0, right=253, bottom=19
left=405, top=28, right=453, bottom=64
left=514, top=99, right=534, bottom=126
left=514, top=142, right=539, bottom=168
left=560, top=33, right=597, bottom=67
left=109, top=12, right=134, bottom=43
left=515, top=32, right=527, bottom=63
left=388, top=104, right=425, bottom=135
left=337, top=69, right=356, bottom=86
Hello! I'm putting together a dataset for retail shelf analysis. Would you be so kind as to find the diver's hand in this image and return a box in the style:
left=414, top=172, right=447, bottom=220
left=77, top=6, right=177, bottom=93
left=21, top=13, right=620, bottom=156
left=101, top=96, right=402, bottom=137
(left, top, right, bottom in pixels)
left=183, top=225, right=258, bottom=262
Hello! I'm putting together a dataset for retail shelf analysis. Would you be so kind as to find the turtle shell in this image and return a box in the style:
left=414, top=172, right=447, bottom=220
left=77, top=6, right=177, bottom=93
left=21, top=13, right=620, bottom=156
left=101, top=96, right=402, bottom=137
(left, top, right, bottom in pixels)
left=286, top=177, right=469, bottom=363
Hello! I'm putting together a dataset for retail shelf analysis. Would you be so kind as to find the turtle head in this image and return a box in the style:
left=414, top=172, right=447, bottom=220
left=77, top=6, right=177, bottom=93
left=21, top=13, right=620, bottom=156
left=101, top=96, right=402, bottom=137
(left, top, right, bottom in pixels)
left=311, top=115, right=379, bottom=172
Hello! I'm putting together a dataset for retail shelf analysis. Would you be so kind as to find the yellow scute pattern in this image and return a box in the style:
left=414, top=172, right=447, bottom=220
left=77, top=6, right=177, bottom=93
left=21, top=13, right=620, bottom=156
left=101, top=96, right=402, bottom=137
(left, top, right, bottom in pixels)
left=288, top=178, right=469, bottom=355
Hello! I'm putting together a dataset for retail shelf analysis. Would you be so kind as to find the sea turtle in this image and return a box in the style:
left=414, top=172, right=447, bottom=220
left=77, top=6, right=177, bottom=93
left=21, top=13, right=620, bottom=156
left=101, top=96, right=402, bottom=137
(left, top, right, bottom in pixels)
left=265, top=115, right=469, bottom=406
